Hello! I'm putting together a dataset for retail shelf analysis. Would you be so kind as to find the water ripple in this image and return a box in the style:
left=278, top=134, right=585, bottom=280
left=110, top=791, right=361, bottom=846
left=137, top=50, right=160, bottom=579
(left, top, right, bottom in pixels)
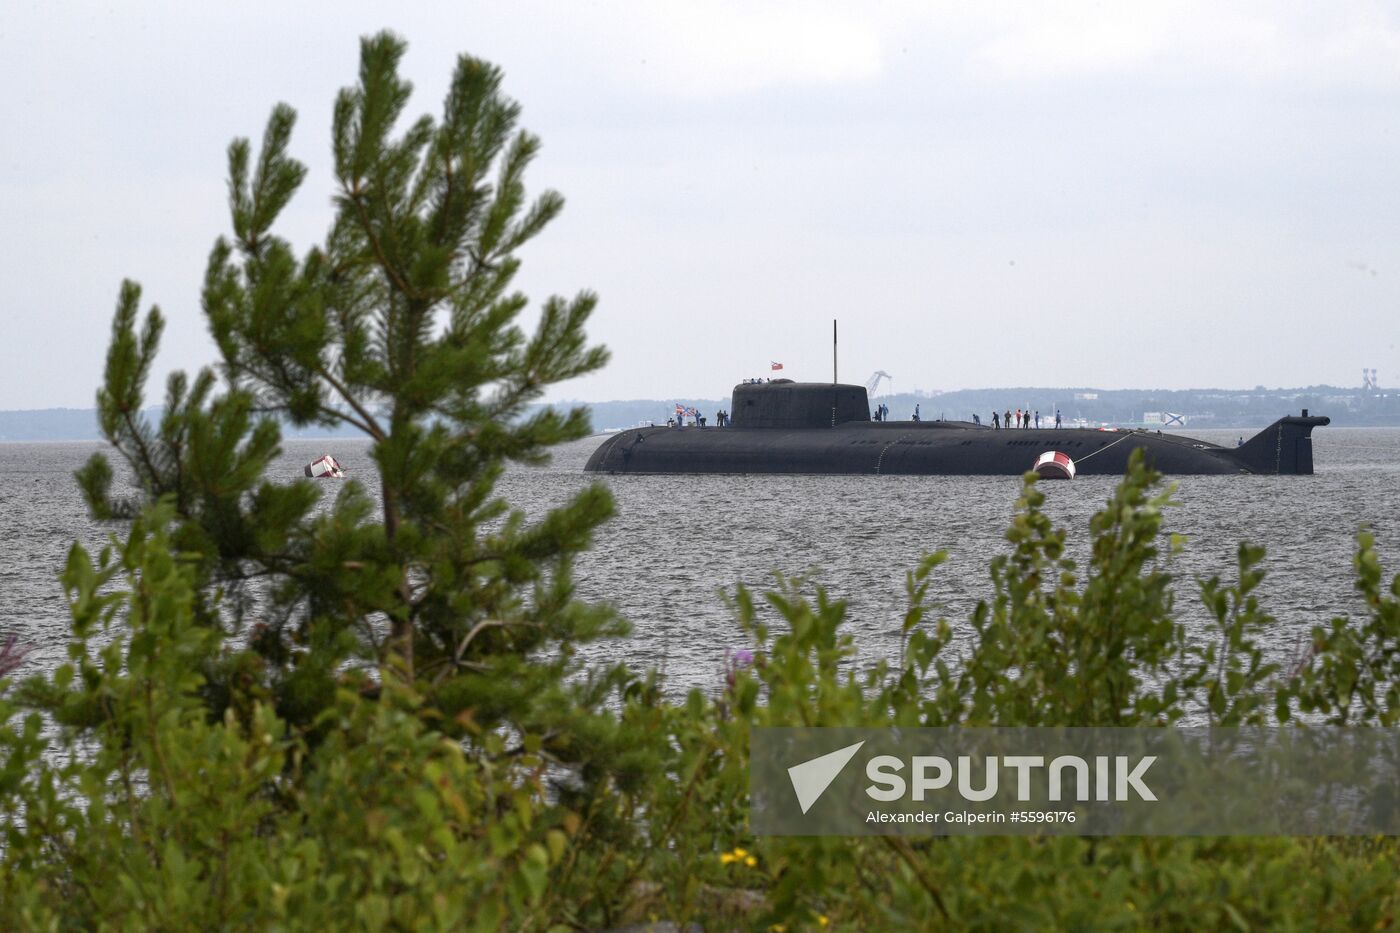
left=4, top=428, right=1397, bottom=695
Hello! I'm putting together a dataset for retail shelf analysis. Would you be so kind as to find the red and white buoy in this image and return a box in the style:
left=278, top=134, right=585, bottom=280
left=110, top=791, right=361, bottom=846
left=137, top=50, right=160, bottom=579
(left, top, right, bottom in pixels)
left=1032, top=450, right=1076, bottom=479
left=303, top=454, right=345, bottom=479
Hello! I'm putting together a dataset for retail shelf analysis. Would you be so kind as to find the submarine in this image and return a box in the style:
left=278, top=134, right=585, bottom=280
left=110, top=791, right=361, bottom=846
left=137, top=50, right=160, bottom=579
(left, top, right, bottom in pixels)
left=584, top=380, right=1330, bottom=477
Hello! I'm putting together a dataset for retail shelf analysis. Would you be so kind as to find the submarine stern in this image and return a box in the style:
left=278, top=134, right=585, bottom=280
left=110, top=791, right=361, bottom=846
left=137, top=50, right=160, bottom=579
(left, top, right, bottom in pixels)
left=1229, top=411, right=1331, bottom=475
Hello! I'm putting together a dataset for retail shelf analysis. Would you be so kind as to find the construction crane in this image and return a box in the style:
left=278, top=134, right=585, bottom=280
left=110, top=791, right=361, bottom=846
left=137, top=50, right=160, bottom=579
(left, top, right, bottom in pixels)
left=866, top=370, right=892, bottom=397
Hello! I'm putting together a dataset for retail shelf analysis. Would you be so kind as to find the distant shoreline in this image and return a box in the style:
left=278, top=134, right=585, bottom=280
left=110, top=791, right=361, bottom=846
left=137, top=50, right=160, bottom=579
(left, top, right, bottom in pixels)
left=3, top=386, right=1398, bottom=440
left=0, top=408, right=366, bottom=443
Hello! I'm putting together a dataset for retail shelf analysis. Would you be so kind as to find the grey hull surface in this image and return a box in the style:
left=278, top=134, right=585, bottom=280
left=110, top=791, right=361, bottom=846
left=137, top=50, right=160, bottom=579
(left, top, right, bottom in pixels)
left=584, top=380, right=1329, bottom=477
left=585, top=416, right=1327, bottom=476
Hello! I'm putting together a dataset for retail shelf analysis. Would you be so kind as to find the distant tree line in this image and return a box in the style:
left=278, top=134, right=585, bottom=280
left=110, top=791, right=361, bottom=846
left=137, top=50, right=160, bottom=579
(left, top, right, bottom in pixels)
left=6, top=384, right=1396, bottom=441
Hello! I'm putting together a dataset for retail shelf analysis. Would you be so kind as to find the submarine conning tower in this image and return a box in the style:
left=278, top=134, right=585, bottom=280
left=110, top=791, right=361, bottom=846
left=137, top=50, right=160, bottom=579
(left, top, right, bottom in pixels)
left=730, top=380, right=871, bottom=428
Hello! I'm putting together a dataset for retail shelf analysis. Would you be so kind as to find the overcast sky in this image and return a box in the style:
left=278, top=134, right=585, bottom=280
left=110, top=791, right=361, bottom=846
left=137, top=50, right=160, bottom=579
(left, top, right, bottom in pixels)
left=3, top=1, right=1400, bottom=409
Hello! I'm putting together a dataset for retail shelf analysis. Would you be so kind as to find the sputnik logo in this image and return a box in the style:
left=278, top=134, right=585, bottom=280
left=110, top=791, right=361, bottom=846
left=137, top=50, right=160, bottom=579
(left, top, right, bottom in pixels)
left=787, top=741, right=865, bottom=814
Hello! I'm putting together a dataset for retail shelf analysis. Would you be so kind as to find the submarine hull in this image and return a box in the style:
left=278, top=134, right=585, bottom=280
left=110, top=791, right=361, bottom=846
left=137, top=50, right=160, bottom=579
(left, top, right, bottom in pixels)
left=584, top=382, right=1329, bottom=476
left=586, top=421, right=1322, bottom=476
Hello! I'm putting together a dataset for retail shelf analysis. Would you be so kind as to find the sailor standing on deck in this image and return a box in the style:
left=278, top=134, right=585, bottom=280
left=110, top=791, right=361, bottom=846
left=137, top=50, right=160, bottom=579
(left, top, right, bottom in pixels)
left=992, top=411, right=1000, bottom=429
left=1055, top=409, right=1062, bottom=429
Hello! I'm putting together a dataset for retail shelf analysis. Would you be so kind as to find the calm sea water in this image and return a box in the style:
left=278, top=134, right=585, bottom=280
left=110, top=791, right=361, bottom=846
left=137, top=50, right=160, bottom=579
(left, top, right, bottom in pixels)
left=3, top=428, right=1399, bottom=694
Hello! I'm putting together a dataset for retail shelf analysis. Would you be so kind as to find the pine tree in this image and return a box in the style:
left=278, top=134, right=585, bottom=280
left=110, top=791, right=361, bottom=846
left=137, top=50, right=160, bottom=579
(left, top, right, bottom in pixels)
left=77, top=32, right=624, bottom=743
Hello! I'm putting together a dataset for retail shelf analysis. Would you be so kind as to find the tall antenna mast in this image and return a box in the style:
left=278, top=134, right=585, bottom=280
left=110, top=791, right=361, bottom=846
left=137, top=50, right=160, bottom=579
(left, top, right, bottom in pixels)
left=832, top=319, right=838, bottom=384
